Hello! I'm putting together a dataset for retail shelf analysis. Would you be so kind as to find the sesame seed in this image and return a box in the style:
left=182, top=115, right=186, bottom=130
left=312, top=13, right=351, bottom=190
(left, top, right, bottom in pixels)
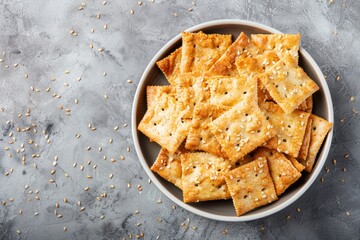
left=138, top=1, right=142, bottom=5
left=103, top=1, right=107, bottom=5
left=64, top=227, right=67, bottom=232
left=16, top=230, right=21, bottom=235
left=350, top=96, right=355, bottom=102
left=114, top=126, right=119, bottom=130
left=84, top=187, right=89, bottom=191
left=34, top=212, right=39, bottom=216
left=109, top=138, right=113, bottom=143
left=346, top=211, right=350, bottom=216
left=91, top=28, right=95, bottom=33
left=109, top=174, right=113, bottom=179
left=74, top=98, right=78, bottom=104
left=296, top=208, right=301, bottom=212
left=127, top=183, right=131, bottom=188
left=130, top=9, right=134, bottom=14
left=86, top=175, right=92, bottom=179
left=120, top=155, right=125, bottom=160
left=127, top=79, right=132, bottom=83
left=80, top=207, right=85, bottom=211
left=104, top=24, right=107, bottom=30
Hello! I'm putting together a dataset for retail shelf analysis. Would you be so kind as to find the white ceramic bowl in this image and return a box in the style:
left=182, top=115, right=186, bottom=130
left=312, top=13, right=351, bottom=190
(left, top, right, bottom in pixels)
left=131, top=19, right=334, bottom=221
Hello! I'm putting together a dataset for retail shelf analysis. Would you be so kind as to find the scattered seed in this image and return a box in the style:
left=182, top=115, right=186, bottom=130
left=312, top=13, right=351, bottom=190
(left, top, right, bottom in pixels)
left=296, top=208, right=301, bottom=212
left=64, top=227, right=68, bottom=232
left=98, top=48, right=104, bottom=52
left=127, top=183, right=131, bottom=188
left=109, top=174, right=113, bottom=179
left=50, top=170, right=56, bottom=175
left=130, top=9, right=134, bottom=14
left=120, top=155, right=125, bottom=160
left=127, top=146, right=130, bottom=152
left=104, top=24, right=107, bottom=30
left=77, top=201, right=81, bottom=206
left=332, top=159, right=337, bottom=166
left=109, top=138, right=113, bottom=143
left=114, top=126, right=119, bottom=131
left=16, top=230, right=21, bottom=235
left=87, top=146, right=91, bottom=151
left=13, top=63, right=18, bottom=67
left=350, top=96, right=355, bottom=102
left=84, top=187, right=89, bottom=191
left=138, top=1, right=142, bottom=5
left=86, top=175, right=92, bottom=179
left=99, top=147, right=102, bottom=152
left=74, top=98, right=78, bottom=104
left=80, top=207, right=85, bottom=211
left=100, top=215, right=105, bottom=219
left=34, top=212, right=39, bottom=216
left=346, top=211, right=350, bottom=216
left=127, top=79, right=132, bottom=83
left=104, top=94, right=108, bottom=99
left=76, top=133, right=81, bottom=138
left=156, top=200, right=162, bottom=204
left=91, top=28, right=95, bottom=33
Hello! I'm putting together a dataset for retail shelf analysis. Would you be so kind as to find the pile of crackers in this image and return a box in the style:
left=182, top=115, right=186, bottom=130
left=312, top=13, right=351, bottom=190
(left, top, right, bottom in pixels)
left=138, top=31, right=332, bottom=216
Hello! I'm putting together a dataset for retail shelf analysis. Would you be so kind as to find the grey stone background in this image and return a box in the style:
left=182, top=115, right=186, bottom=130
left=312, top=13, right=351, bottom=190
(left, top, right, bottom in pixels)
left=0, top=0, right=359, bottom=239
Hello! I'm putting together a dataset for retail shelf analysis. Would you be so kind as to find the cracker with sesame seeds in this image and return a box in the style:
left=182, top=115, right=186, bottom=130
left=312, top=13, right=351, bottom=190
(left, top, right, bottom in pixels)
left=254, top=148, right=301, bottom=196
left=210, top=98, right=276, bottom=162
left=181, top=152, right=232, bottom=203
left=138, top=88, right=192, bottom=154
left=287, top=155, right=305, bottom=172
left=185, top=103, right=229, bottom=158
left=250, top=34, right=300, bottom=62
left=302, top=114, right=333, bottom=172
left=207, top=32, right=250, bottom=77
left=224, top=157, right=278, bottom=216
left=259, top=55, right=319, bottom=114
left=208, top=76, right=257, bottom=107
left=156, top=47, right=182, bottom=85
left=298, top=117, right=313, bottom=161
left=151, top=146, right=187, bottom=189
left=180, top=31, right=232, bottom=74
left=260, top=101, right=310, bottom=158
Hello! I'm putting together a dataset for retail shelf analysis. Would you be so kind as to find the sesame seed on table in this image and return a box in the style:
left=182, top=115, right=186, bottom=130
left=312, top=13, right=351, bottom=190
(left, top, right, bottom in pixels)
left=0, top=0, right=359, bottom=239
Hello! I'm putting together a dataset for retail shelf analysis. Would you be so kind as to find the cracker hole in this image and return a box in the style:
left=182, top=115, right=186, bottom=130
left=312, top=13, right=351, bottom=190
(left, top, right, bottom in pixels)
left=257, top=130, right=261, bottom=133
left=255, top=174, right=258, bottom=177
left=200, top=137, right=203, bottom=141
left=262, top=188, right=266, bottom=191
left=270, top=152, right=273, bottom=156
left=245, top=113, right=248, bottom=116
left=153, top=123, right=157, bottom=126
left=193, top=166, right=196, bottom=169
left=237, top=179, right=240, bottom=183
left=243, top=195, right=248, bottom=199
left=243, top=91, right=247, bottom=94
left=161, top=108, right=164, bottom=111
left=217, top=169, right=221, bottom=172
left=224, top=91, right=228, bottom=95
left=313, top=127, right=317, bottom=131
left=266, top=117, right=269, bottom=120
left=283, top=139, right=287, bottom=142
left=195, top=184, right=198, bottom=187
left=288, top=125, right=291, bottom=128
left=225, top=127, right=229, bottom=131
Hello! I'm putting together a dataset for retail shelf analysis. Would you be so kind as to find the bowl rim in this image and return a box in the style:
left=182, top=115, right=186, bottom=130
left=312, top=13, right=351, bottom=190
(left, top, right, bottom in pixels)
left=131, top=19, right=334, bottom=222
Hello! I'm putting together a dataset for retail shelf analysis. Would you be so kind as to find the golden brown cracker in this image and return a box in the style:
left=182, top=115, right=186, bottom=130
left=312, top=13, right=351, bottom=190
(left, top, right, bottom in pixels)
left=260, top=101, right=310, bottom=158
left=254, top=148, right=301, bottom=196
left=207, top=32, right=250, bottom=77
left=138, top=89, right=192, bottom=154
left=210, top=98, right=276, bottom=161
left=181, top=152, right=232, bottom=203
left=259, top=55, right=319, bottom=114
left=287, top=155, right=305, bottom=172
left=151, top=146, right=186, bottom=189
left=156, top=47, right=182, bottom=84
left=146, top=86, right=174, bottom=108
left=185, top=103, right=229, bottom=158
left=302, top=114, right=333, bottom=172
left=181, top=31, right=232, bottom=74
left=225, top=157, right=278, bottom=216
left=251, top=34, right=300, bottom=61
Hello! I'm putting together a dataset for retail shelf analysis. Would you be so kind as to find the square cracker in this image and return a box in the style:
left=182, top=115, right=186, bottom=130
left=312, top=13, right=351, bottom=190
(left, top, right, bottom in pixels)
left=260, top=101, right=310, bottom=158
left=138, top=88, right=192, bottom=154
left=207, top=32, right=250, bottom=77
left=254, top=148, right=301, bottom=196
left=181, top=31, right=232, bottom=74
left=225, top=157, right=278, bottom=216
left=259, top=54, right=319, bottom=114
left=302, top=114, right=333, bottom=172
left=250, top=34, right=300, bottom=61
left=181, top=152, right=232, bottom=203
left=298, top=117, right=313, bottom=161
left=208, top=76, right=257, bottom=107
left=150, top=146, right=187, bottom=189
left=210, top=98, right=276, bottom=162
left=156, top=47, right=182, bottom=85
left=185, top=103, right=229, bottom=158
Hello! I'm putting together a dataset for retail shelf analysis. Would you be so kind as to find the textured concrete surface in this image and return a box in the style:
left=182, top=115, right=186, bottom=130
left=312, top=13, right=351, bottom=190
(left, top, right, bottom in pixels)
left=0, top=0, right=359, bottom=239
